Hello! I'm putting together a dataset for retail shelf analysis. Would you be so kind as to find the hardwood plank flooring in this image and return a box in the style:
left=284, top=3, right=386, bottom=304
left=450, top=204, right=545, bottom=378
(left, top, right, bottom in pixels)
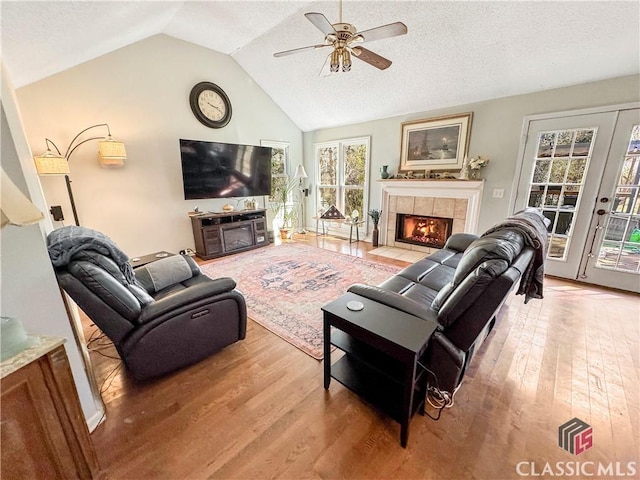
left=84, top=234, right=640, bottom=479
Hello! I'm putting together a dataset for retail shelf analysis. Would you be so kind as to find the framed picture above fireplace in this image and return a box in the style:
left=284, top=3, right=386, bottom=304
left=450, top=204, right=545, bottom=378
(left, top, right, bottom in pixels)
left=399, top=112, right=473, bottom=171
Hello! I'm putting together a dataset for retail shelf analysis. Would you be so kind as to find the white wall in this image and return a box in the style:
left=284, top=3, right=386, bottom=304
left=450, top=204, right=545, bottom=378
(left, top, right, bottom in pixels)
left=1, top=94, right=103, bottom=427
left=17, top=34, right=303, bottom=257
left=304, top=75, right=640, bottom=234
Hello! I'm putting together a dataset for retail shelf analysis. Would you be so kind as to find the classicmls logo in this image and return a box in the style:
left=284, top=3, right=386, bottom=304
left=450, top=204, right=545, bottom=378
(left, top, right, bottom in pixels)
left=559, top=417, right=593, bottom=455
left=516, top=418, right=637, bottom=476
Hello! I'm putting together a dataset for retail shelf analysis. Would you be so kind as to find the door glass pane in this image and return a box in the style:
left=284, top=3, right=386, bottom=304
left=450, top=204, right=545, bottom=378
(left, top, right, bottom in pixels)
left=560, top=185, right=580, bottom=209
left=555, top=131, right=573, bottom=157
left=595, top=125, right=640, bottom=273
left=527, top=127, right=596, bottom=261
left=550, top=158, right=569, bottom=182
left=528, top=185, right=545, bottom=207
left=544, top=185, right=562, bottom=206
left=573, top=130, right=594, bottom=156
left=549, top=237, right=568, bottom=258
left=555, top=212, right=574, bottom=235
left=566, top=158, right=587, bottom=183
left=533, top=160, right=551, bottom=182
left=537, top=133, right=555, bottom=157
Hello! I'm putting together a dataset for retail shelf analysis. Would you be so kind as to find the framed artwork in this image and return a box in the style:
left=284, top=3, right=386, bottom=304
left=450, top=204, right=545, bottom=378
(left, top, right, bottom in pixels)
left=399, top=112, right=473, bottom=171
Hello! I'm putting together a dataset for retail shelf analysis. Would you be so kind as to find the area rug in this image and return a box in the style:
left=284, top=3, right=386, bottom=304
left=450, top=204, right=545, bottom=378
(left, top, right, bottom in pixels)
left=199, top=244, right=400, bottom=360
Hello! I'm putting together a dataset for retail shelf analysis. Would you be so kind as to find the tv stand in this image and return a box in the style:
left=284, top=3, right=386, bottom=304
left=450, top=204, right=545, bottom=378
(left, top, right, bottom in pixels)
left=190, top=209, right=269, bottom=260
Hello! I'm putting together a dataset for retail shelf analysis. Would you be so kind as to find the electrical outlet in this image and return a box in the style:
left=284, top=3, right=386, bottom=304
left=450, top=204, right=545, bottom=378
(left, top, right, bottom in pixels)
left=492, top=189, right=505, bottom=199
left=49, top=205, right=64, bottom=221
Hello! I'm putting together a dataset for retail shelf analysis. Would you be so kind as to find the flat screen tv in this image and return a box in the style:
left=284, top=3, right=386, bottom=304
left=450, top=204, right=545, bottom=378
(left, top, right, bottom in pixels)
left=180, top=139, right=272, bottom=200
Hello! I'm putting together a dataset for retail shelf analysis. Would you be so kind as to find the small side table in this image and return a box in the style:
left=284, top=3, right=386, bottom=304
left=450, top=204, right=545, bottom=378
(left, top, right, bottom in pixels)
left=130, top=251, right=175, bottom=268
left=346, top=220, right=365, bottom=243
left=322, top=292, right=438, bottom=447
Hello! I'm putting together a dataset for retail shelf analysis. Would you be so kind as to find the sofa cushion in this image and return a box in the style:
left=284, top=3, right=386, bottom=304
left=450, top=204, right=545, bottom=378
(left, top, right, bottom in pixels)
left=435, top=259, right=510, bottom=327
left=135, top=255, right=200, bottom=294
left=402, top=283, right=440, bottom=306
left=432, top=230, right=524, bottom=311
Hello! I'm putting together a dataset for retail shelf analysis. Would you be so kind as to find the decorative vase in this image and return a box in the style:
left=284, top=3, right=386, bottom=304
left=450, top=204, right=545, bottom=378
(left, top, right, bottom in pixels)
left=459, top=157, right=470, bottom=180
left=380, top=165, right=390, bottom=179
left=372, top=226, right=379, bottom=247
left=469, top=169, right=479, bottom=180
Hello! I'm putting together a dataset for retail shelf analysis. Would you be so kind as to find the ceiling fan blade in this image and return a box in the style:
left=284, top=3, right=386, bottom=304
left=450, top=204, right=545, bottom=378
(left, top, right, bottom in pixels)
left=352, top=47, right=392, bottom=70
left=358, top=22, right=407, bottom=43
left=274, top=44, right=329, bottom=57
left=305, top=12, right=337, bottom=36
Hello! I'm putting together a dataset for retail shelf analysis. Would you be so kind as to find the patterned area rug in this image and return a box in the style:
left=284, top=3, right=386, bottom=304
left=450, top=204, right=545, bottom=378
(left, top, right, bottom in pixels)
left=199, top=243, right=400, bottom=360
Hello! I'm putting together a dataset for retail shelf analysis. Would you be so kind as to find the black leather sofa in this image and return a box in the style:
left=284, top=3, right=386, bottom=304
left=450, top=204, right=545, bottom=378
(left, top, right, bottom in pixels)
left=348, top=209, right=548, bottom=394
left=49, top=226, right=246, bottom=381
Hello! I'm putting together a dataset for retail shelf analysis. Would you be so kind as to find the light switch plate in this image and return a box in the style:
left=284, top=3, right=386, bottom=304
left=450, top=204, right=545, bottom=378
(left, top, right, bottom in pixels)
left=492, top=188, right=505, bottom=199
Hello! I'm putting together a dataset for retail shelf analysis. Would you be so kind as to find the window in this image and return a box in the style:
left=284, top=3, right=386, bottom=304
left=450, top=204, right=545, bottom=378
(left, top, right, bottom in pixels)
left=315, top=137, right=370, bottom=220
left=260, top=140, right=289, bottom=203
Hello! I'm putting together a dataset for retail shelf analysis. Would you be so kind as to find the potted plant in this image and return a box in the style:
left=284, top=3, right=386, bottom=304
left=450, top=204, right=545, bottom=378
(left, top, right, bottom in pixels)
left=269, top=176, right=299, bottom=239
left=368, top=208, right=382, bottom=247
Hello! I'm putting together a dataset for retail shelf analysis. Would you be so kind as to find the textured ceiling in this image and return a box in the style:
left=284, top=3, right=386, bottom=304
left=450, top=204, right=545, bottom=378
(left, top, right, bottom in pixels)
left=2, top=1, right=639, bottom=132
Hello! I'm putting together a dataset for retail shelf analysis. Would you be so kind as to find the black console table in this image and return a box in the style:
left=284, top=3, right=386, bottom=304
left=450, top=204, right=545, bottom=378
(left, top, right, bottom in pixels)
left=190, top=209, right=269, bottom=260
left=322, top=292, right=438, bottom=447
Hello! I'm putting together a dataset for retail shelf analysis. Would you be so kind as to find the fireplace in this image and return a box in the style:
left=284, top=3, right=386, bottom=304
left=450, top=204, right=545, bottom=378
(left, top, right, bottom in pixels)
left=221, top=224, right=254, bottom=252
left=395, top=214, right=453, bottom=249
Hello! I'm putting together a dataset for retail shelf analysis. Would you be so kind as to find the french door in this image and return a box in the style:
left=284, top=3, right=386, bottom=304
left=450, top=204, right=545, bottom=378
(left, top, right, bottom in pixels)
left=513, top=105, right=640, bottom=293
left=579, top=109, right=640, bottom=291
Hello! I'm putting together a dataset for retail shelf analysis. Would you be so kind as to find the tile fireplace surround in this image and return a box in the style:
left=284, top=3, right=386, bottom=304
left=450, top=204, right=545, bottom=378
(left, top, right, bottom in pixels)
left=379, top=179, right=484, bottom=254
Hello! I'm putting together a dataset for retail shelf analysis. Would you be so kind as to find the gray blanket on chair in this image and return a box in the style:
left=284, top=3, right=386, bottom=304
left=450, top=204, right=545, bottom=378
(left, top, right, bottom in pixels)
left=47, top=225, right=137, bottom=285
left=482, top=208, right=549, bottom=303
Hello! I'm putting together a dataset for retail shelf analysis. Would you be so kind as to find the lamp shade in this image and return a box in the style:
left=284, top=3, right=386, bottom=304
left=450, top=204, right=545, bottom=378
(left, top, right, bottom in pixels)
left=98, top=136, right=127, bottom=168
left=34, top=150, right=70, bottom=175
left=1, top=168, right=44, bottom=228
left=294, top=164, right=308, bottom=179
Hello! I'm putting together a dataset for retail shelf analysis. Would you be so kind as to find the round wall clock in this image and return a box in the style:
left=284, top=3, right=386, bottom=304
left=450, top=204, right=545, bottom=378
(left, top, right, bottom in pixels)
left=189, top=82, right=232, bottom=128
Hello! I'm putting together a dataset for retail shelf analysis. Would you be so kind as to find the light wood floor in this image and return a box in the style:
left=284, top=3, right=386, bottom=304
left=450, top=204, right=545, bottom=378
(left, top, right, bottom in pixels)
left=85, top=234, right=639, bottom=480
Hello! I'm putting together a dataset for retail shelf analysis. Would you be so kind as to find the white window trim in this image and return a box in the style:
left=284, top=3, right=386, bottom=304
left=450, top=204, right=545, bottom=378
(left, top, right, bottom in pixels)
left=314, top=136, right=371, bottom=233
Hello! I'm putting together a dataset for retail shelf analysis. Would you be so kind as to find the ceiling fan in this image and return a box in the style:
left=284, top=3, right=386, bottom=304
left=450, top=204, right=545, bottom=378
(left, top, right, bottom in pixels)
left=273, top=3, right=407, bottom=73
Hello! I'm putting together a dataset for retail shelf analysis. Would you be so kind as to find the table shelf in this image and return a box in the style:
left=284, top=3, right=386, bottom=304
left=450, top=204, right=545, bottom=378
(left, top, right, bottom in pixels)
left=323, top=292, right=438, bottom=447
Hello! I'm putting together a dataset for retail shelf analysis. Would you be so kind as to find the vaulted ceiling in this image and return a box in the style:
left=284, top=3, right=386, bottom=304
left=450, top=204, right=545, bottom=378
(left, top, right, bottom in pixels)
left=3, top=1, right=639, bottom=132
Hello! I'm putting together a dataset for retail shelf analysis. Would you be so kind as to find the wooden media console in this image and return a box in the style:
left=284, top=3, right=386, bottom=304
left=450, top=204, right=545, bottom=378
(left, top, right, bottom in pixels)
left=190, top=209, right=269, bottom=260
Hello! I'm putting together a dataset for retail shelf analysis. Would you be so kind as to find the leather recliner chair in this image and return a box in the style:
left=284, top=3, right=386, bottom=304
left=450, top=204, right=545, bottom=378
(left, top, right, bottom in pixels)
left=50, top=230, right=247, bottom=381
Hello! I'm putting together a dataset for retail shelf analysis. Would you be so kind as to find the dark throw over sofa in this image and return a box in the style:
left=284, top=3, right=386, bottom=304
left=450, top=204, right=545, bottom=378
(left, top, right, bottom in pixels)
left=348, top=209, right=549, bottom=394
left=48, top=226, right=247, bottom=381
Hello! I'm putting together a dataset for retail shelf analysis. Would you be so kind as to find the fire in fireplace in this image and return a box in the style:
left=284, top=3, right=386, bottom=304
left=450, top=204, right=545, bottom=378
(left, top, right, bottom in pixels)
left=395, top=214, right=453, bottom=249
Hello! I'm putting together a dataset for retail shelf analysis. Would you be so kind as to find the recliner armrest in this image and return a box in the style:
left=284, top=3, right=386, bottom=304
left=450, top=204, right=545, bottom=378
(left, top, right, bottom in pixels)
left=444, top=233, right=479, bottom=253
left=347, top=284, right=439, bottom=324
left=137, top=277, right=237, bottom=324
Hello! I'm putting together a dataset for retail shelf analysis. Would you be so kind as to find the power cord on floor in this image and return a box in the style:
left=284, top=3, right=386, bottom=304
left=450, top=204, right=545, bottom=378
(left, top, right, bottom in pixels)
left=85, top=323, right=124, bottom=422
left=86, top=324, right=120, bottom=360
left=418, top=360, right=459, bottom=420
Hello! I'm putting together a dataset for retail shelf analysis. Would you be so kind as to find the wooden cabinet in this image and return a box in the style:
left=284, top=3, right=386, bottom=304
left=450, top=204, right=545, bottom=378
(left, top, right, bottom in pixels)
left=190, top=209, right=269, bottom=260
left=1, top=338, right=100, bottom=479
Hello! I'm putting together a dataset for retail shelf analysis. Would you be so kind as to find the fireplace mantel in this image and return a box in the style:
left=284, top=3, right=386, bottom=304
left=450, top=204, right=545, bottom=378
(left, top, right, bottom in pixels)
left=379, top=179, right=484, bottom=250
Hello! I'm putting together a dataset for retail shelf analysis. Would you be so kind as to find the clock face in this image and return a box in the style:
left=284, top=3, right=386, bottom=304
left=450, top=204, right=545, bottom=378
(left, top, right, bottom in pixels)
left=198, top=90, right=226, bottom=122
left=189, top=82, right=232, bottom=128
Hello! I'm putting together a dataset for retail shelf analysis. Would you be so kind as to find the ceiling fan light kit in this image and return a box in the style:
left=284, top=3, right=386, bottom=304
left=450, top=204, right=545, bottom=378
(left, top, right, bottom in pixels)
left=274, top=7, right=407, bottom=73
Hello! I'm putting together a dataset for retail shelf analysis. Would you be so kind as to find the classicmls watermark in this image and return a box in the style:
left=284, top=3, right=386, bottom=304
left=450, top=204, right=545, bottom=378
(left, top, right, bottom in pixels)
left=515, top=417, right=638, bottom=477
left=558, top=417, right=593, bottom=455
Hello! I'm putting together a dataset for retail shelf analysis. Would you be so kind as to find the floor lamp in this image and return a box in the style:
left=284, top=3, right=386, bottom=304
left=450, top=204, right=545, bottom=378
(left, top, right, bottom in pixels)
left=294, top=164, right=308, bottom=234
left=33, top=124, right=127, bottom=226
